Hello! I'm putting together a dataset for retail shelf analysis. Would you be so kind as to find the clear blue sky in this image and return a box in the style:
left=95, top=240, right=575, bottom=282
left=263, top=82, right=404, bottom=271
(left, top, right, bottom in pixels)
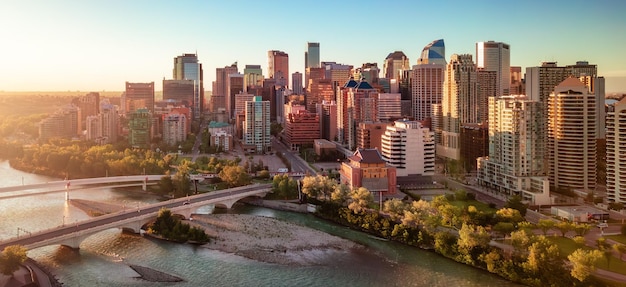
left=1, top=0, right=625, bottom=93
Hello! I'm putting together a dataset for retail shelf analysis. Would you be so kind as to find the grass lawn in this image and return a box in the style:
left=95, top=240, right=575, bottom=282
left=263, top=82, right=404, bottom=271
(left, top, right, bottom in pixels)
left=546, top=236, right=626, bottom=276
left=607, top=234, right=626, bottom=245
left=450, top=200, right=496, bottom=213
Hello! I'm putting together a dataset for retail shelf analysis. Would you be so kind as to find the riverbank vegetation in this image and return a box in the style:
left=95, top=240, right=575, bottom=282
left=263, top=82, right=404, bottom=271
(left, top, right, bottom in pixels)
left=0, top=245, right=27, bottom=276
left=146, top=208, right=209, bottom=243
left=300, top=175, right=617, bottom=287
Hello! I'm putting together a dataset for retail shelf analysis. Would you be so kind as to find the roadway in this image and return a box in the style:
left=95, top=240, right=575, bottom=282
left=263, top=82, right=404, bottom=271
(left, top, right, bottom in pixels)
left=271, top=138, right=316, bottom=175
left=0, top=175, right=164, bottom=196
left=0, top=183, right=272, bottom=251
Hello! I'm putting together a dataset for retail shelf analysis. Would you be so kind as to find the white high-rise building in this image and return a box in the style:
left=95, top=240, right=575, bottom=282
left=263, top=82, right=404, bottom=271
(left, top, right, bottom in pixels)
left=476, top=41, right=510, bottom=97
left=607, top=97, right=626, bottom=203
left=437, top=54, right=478, bottom=161
left=548, top=77, right=596, bottom=192
left=381, top=120, right=435, bottom=177
left=412, top=39, right=446, bottom=122
left=377, top=93, right=401, bottom=121
left=244, top=96, right=271, bottom=153
left=477, top=95, right=550, bottom=205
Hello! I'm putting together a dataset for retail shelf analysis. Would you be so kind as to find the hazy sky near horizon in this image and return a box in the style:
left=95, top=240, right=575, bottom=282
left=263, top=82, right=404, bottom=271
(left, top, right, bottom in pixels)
left=1, top=0, right=625, bottom=93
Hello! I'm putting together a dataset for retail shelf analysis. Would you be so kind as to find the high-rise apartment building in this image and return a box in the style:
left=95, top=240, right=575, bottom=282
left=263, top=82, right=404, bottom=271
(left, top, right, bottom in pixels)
left=162, top=113, right=187, bottom=146
left=356, top=122, right=390, bottom=151
left=476, top=41, right=510, bottom=97
left=477, top=70, right=497, bottom=123
left=86, top=101, right=118, bottom=144
left=383, top=51, right=410, bottom=80
left=292, top=72, right=303, bottom=94
left=243, top=65, right=263, bottom=91
left=316, top=100, right=338, bottom=142
left=336, top=78, right=378, bottom=150
left=243, top=96, right=271, bottom=153
left=72, top=92, right=100, bottom=131
left=510, top=66, right=524, bottom=95
left=476, top=96, right=549, bottom=205
left=173, top=53, right=204, bottom=118
left=607, top=97, right=626, bottom=203
left=437, top=54, right=478, bottom=162
left=548, top=77, right=596, bottom=192
left=323, top=62, right=353, bottom=87
left=358, top=63, right=380, bottom=85
left=124, top=82, right=155, bottom=115
left=381, top=120, right=435, bottom=177
left=268, top=50, right=289, bottom=87
left=307, top=78, right=333, bottom=112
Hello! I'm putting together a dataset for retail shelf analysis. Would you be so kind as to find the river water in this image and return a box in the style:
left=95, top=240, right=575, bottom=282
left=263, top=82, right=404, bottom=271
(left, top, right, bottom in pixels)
left=0, top=161, right=521, bottom=286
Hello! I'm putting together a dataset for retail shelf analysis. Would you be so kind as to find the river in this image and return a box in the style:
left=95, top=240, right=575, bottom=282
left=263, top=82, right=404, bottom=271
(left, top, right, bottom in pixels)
left=0, top=160, right=522, bottom=286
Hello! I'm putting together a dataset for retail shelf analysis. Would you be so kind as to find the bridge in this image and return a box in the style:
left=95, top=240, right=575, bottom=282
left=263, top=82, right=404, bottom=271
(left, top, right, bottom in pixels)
left=0, top=175, right=164, bottom=199
left=0, top=183, right=272, bottom=251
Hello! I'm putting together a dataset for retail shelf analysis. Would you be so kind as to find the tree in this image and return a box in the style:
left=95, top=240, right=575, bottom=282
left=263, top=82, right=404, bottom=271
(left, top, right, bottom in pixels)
left=257, top=170, right=270, bottom=180
left=301, top=175, right=336, bottom=201
left=509, top=230, right=533, bottom=251
left=568, top=249, right=603, bottom=282
left=613, top=244, right=626, bottom=261
left=218, top=165, right=251, bottom=188
left=457, top=223, right=491, bottom=252
left=521, top=237, right=566, bottom=286
left=383, top=198, right=407, bottom=221
left=573, top=236, right=586, bottom=248
left=537, top=219, right=555, bottom=236
left=0, top=245, right=27, bottom=276
left=493, top=222, right=515, bottom=238
left=495, top=208, right=524, bottom=224
left=505, top=194, right=528, bottom=216
left=573, top=223, right=591, bottom=237
left=158, top=174, right=175, bottom=195
left=555, top=221, right=574, bottom=237
left=271, top=174, right=297, bottom=199
left=330, top=184, right=350, bottom=205
left=348, top=187, right=373, bottom=214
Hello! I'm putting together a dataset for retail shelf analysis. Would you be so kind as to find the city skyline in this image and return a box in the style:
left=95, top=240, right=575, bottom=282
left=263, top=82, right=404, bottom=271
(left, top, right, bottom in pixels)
left=1, top=0, right=625, bottom=93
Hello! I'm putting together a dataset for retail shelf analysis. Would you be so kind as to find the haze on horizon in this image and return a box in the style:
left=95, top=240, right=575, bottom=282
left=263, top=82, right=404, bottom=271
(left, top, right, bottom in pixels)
left=1, top=0, right=625, bottom=93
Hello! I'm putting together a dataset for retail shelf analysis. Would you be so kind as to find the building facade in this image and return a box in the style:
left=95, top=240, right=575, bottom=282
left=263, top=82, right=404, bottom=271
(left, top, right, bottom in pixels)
left=268, top=50, right=289, bottom=87
left=243, top=96, right=271, bottom=153
left=380, top=120, right=435, bottom=177
left=412, top=39, right=446, bottom=122
left=124, top=82, right=155, bottom=115
left=607, top=97, right=626, bottom=203
left=383, top=51, right=410, bottom=80
left=476, top=41, right=510, bottom=97
left=340, top=149, right=397, bottom=194
left=173, top=53, right=204, bottom=118
left=162, top=113, right=187, bottom=146
left=129, top=108, right=152, bottom=148
left=548, top=77, right=596, bottom=192
left=476, top=95, right=550, bottom=205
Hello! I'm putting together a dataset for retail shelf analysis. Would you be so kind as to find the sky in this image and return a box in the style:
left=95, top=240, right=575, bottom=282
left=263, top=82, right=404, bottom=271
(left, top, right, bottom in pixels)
left=1, top=0, right=626, bottom=93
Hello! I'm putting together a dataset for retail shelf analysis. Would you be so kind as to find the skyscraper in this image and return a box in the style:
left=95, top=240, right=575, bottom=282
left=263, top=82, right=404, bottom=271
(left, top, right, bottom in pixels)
left=173, top=53, right=204, bottom=118
left=607, top=97, right=626, bottom=203
left=213, top=63, right=238, bottom=114
left=412, top=39, right=446, bottom=124
left=476, top=41, right=510, bottom=97
left=437, top=54, right=478, bottom=162
left=124, top=82, right=154, bottom=115
left=163, top=79, right=194, bottom=107
left=243, top=96, right=271, bottom=153
left=227, top=73, right=244, bottom=119
left=305, top=42, right=320, bottom=69
left=383, top=51, right=410, bottom=80
left=243, top=64, right=263, bottom=91
left=292, top=72, right=303, bottom=94
left=548, top=77, right=596, bottom=192
left=268, top=50, right=289, bottom=87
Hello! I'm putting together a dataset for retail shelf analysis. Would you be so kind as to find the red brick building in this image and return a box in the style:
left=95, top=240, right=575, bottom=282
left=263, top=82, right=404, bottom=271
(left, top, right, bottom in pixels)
left=340, top=149, right=397, bottom=194
left=284, top=110, right=320, bottom=150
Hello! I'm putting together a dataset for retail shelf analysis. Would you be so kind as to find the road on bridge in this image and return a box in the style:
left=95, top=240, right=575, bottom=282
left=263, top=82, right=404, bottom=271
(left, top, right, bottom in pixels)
left=0, top=183, right=272, bottom=251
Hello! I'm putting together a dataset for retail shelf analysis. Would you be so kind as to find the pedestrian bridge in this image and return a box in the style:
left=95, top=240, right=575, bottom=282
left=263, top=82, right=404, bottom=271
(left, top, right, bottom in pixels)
left=0, top=183, right=272, bottom=251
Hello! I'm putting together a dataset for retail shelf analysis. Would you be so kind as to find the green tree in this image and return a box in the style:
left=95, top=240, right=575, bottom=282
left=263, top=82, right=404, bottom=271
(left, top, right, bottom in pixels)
left=383, top=198, right=406, bottom=221
left=219, top=165, right=252, bottom=188
left=537, top=219, right=555, bottom=236
left=495, top=207, right=524, bottom=224
left=457, top=223, right=491, bottom=253
left=271, top=174, right=297, bottom=199
left=521, top=237, right=566, bottom=286
left=348, top=187, right=373, bottom=214
left=173, top=161, right=192, bottom=197
left=301, top=175, right=336, bottom=201
left=492, top=222, right=515, bottom=238
left=573, top=236, right=586, bottom=248
left=568, top=249, right=603, bottom=282
left=0, top=245, right=27, bottom=276
left=330, top=184, right=350, bottom=205
left=613, top=244, right=626, bottom=261
left=257, top=170, right=270, bottom=180
left=555, top=221, right=574, bottom=237
left=158, top=174, right=175, bottom=195
left=504, top=194, right=528, bottom=216
left=573, top=223, right=591, bottom=237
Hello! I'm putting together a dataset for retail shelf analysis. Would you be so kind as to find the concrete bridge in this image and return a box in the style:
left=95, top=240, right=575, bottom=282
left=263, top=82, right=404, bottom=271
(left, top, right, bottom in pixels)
left=0, top=175, right=164, bottom=199
left=0, top=183, right=272, bottom=251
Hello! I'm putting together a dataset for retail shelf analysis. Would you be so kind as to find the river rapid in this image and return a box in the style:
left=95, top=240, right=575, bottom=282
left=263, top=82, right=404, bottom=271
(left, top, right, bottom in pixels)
left=0, top=161, right=522, bottom=286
